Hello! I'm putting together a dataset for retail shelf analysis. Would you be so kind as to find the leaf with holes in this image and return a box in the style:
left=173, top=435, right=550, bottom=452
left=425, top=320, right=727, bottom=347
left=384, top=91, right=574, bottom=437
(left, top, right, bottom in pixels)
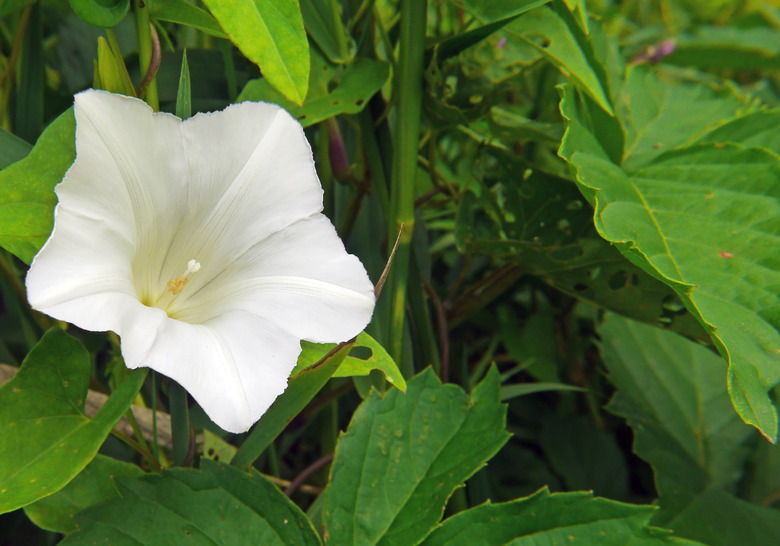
left=239, top=53, right=389, bottom=127
left=0, top=329, right=146, bottom=514
left=321, top=367, right=509, bottom=545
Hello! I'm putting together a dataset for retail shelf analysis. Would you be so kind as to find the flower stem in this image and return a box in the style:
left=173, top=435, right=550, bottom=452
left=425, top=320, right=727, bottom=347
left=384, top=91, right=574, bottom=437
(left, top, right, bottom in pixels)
left=385, top=0, right=426, bottom=366
left=169, top=381, right=190, bottom=466
left=133, top=0, right=159, bottom=110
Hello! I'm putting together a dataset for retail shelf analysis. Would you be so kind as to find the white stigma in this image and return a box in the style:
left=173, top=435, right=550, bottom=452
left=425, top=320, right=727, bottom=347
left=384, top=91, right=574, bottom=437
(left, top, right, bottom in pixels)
left=167, top=259, right=201, bottom=295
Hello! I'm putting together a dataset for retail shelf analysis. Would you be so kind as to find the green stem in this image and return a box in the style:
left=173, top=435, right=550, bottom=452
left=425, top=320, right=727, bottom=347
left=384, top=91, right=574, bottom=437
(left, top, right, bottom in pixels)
left=133, top=0, right=159, bottom=110
left=169, top=381, right=190, bottom=466
left=386, top=0, right=426, bottom=365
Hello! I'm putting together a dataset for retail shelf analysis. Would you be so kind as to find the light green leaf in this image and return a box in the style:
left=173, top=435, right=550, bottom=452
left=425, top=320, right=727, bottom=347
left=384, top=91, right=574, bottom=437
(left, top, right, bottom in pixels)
left=0, top=108, right=75, bottom=264
left=68, top=0, right=129, bottom=28
left=62, top=460, right=321, bottom=545
left=696, top=109, right=780, bottom=156
left=0, top=129, right=32, bottom=169
left=0, top=329, right=146, bottom=514
left=24, top=455, right=145, bottom=534
left=321, top=367, right=509, bottom=545
left=147, top=0, right=226, bottom=37
left=239, top=55, right=389, bottom=127
left=300, top=0, right=351, bottom=64
left=599, top=314, right=771, bottom=543
left=202, top=0, right=309, bottom=105
left=422, top=488, right=699, bottom=545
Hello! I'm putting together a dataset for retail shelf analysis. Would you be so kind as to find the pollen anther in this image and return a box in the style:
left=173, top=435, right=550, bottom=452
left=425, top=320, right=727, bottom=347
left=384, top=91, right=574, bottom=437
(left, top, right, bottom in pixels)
left=167, top=259, right=201, bottom=295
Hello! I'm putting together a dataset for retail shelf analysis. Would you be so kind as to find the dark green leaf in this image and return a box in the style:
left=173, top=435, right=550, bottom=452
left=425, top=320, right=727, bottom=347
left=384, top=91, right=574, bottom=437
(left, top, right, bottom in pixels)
left=0, top=329, right=146, bottom=513
left=696, top=109, right=780, bottom=156
left=321, top=367, right=509, bottom=545
left=68, top=0, right=129, bottom=28
left=202, top=0, right=309, bottom=105
left=62, top=460, right=321, bottom=545
left=599, top=314, right=765, bottom=543
left=24, top=455, right=145, bottom=534
left=300, top=0, right=352, bottom=64
left=0, top=129, right=32, bottom=169
left=422, top=488, right=697, bottom=545
left=176, top=50, right=192, bottom=120
left=0, top=108, right=75, bottom=264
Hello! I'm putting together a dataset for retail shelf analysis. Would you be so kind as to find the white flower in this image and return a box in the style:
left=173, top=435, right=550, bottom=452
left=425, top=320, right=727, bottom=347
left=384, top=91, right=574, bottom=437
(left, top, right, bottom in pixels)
left=25, top=90, right=375, bottom=433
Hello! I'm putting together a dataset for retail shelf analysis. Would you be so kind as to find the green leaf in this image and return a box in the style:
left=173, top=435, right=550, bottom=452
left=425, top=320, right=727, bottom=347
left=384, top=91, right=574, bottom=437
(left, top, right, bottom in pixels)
left=300, top=0, right=351, bottom=64
left=0, top=108, right=75, bottom=264
left=422, top=489, right=698, bottom=545
left=460, top=0, right=552, bottom=23
left=68, top=0, right=129, bottom=28
left=24, top=455, right=145, bottom=534
left=560, top=76, right=780, bottom=441
left=0, top=329, right=146, bottom=514
left=506, top=4, right=613, bottom=115
left=696, top=109, right=780, bottom=156
left=0, top=129, right=32, bottom=169
left=202, top=0, right=309, bottom=105
left=667, top=26, right=780, bottom=71
left=0, top=0, right=34, bottom=17
left=146, top=0, right=226, bottom=38
left=176, top=50, right=192, bottom=120
left=500, top=382, right=584, bottom=400
left=62, top=460, right=321, bottom=545
left=239, top=54, right=389, bottom=127
left=615, top=68, right=752, bottom=169
left=598, top=314, right=772, bottom=543
left=321, top=367, right=509, bottom=545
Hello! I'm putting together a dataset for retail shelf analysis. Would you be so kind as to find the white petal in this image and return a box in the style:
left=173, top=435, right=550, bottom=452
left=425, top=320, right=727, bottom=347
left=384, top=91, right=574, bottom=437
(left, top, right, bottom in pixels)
left=166, top=102, right=324, bottom=282
left=171, top=215, right=375, bottom=343
left=120, top=309, right=300, bottom=434
left=26, top=207, right=136, bottom=331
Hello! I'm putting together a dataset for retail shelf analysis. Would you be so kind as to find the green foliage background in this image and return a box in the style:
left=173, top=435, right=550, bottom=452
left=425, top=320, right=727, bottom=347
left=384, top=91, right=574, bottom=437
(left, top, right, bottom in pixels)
left=1, top=0, right=779, bottom=544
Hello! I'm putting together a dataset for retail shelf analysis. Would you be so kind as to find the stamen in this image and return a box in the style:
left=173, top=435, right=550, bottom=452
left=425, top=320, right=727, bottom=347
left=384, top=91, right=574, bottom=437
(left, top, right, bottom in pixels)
left=167, top=259, right=201, bottom=295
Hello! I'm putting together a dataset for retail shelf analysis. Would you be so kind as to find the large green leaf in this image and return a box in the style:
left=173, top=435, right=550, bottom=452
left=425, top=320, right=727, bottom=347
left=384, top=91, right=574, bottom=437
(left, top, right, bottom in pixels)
left=421, top=488, right=699, bottom=545
left=239, top=53, right=389, bottom=127
left=321, top=367, right=509, bottom=545
left=202, top=0, right=309, bottom=105
left=560, top=78, right=780, bottom=441
left=61, top=460, right=321, bottom=545
left=0, top=108, right=75, bottom=264
left=599, top=314, right=780, bottom=544
left=454, top=148, right=708, bottom=342
left=0, top=329, right=146, bottom=514
left=24, top=455, right=145, bottom=533
left=696, top=109, right=780, bottom=155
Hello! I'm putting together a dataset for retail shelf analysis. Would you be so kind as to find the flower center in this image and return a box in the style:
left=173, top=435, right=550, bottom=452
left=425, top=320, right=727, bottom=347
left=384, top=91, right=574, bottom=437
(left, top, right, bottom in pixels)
left=167, top=259, right=201, bottom=295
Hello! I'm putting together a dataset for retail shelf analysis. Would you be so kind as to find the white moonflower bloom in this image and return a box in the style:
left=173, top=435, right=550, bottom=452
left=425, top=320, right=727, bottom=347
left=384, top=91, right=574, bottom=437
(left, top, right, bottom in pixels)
left=25, top=90, right=376, bottom=433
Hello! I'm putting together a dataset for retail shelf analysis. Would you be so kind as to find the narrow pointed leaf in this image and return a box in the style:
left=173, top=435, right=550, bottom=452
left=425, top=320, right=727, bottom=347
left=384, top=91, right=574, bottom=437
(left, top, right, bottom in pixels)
left=202, top=0, right=309, bottom=105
